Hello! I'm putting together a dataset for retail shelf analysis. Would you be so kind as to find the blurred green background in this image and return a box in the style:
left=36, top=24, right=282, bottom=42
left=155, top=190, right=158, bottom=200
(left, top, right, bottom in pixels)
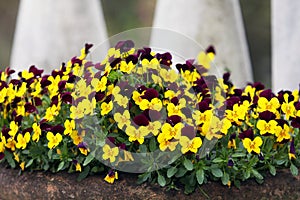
left=0, top=0, right=270, bottom=87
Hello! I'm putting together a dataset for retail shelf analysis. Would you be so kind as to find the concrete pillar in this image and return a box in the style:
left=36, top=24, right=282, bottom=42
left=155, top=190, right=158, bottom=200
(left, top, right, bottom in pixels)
left=151, top=0, right=252, bottom=87
left=10, top=0, right=108, bottom=74
left=272, top=0, right=300, bottom=91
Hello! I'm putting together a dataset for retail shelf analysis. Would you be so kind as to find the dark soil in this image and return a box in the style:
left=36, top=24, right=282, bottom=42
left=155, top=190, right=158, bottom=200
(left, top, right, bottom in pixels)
left=0, top=166, right=300, bottom=200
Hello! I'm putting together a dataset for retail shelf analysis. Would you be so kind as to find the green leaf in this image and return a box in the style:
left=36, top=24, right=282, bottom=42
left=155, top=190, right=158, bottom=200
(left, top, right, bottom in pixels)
left=48, top=149, right=53, bottom=159
left=290, top=163, right=299, bottom=176
left=183, top=159, right=194, bottom=171
left=137, top=173, right=151, bottom=184
left=252, top=169, right=263, bottom=180
left=5, top=151, right=15, bottom=168
left=57, top=161, right=65, bottom=172
left=77, top=166, right=90, bottom=181
left=83, top=152, right=95, bottom=166
left=221, top=173, right=230, bottom=185
left=231, top=152, right=246, bottom=158
left=211, top=168, right=223, bottom=178
left=269, top=165, right=276, bottom=176
left=149, top=137, right=157, bottom=152
left=139, top=144, right=147, bottom=153
left=167, top=167, right=178, bottom=178
left=196, top=169, right=204, bottom=185
left=212, top=158, right=224, bottom=163
left=175, top=167, right=187, bottom=178
left=157, top=174, right=166, bottom=187
left=25, top=159, right=34, bottom=168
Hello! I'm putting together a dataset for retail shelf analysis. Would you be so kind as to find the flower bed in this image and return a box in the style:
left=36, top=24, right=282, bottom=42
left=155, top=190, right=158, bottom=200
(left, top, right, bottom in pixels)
left=0, top=40, right=300, bottom=194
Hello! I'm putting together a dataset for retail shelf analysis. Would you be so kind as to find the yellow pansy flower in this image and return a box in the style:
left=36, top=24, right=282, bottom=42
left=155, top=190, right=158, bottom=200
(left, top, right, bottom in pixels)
left=5, top=138, right=16, bottom=151
left=64, top=119, right=75, bottom=135
left=46, top=132, right=62, bottom=149
left=161, top=123, right=183, bottom=140
left=159, top=68, right=178, bottom=82
left=104, top=171, right=118, bottom=184
left=44, top=104, right=60, bottom=121
left=91, top=76, right=107, bottom=92
left=114, top=94, right=129, bottom=108
left=256, top=119, right=277, bottom=135
left=0, top=136, right=6, bottom=153
left=114, top=110, right=131, bottom=129
left=193, top=109, right=213, bottom=126
left=139, top=98, right=162, bottom=111
left=281, top=94, right=296, bottom=120
left=197, top=51, right=215, bottom=69
left=157, top=133, right=178, bottom=151
left=179, top=136, right=202, bottom=154
left=120, top=61, right=135, bottom=74
left=8, top=121, right=19, bottom=137
left=102, top=144, right=119, bottom=163
left=146, top=121, right=161, bottom=136
left=125, top=125, right=149, bottom=144
left=16, top=132, right=31, bottom=149
left=242, top=137, right=263, bottom=154
left=21, top=70, right=34, bottom=80
left=20, top=162, right=25, bottom=171
left=275, top=124, right=291, bottom=142
left=0, top=87, right=7, bottom=103
left=141, top=58, right=160, bottom=70
left=100, top=101, right=113, bottom=116
left=257, top=97, right=280, bottom=113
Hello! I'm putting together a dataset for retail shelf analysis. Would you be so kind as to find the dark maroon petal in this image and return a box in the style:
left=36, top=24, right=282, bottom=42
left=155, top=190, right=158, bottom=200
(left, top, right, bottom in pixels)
left=136, top=85, right=147, bottom=93
left=206, top=45, right=216, bottom=54
left=25, top=103, right=37, bottom=113
left=239, top=129, right=254, bottom=140
left=170, top=97, right=179, bottom=105
left=29, top=65, right=44, bottom=77
left=225, top=97, right=240, bottom=110
left=141, top=88, right=159, bottom=100
left=0, top=153, right=4, bottom=160
left=95, top=92, right=105, bottom=102
left=107, top=137, right=115, bottom=145
left=197, top=101, right=211, bottom=112
left=62, top=92, right=73, bottom=104
left=51, top=96, right=59, bottom=106
left=115, top=40, right=134, bottom=53
left=22, top=127, right=33, bottom=134
left=181, top=125, right=195, bottom=139
left=40, top=123, right=52, bottom=131
left=259, top=111, right=276, bottom=121
left=51, top=125, right=64, bottom=134
left=58, top=81, right=66, bottom=91
left=291, top=117, right=300, bottom=128
left=118, top=143, right=126, bottom=150
left=223, top=72, right=231, bottom=83
left=133, top=114, right=149, bottom=126
left=143, top=109, right=161, bottom=122
left=229, top=133, right=236, bottom=140
left=14, top=115, right=23, bottom=125
left=34, top=97, right=42, bottom=106
left=40, top=76, right=51, bottom=87
left=5, top=67, right=15, bottom=76
left=71, top=57, right=82, bottom=66
left=259, top=89, right=275, bottom=100
left=95, top=63, right=105, bottom=71
left=109, top=57, right=121, bottom=68
left=166, top=115, right=182, bottom=126
left=252, top=82, right=265, bottom=91
left=85, top=43, right=93, bottom=54
left=1, top=126, right=10, bottom=139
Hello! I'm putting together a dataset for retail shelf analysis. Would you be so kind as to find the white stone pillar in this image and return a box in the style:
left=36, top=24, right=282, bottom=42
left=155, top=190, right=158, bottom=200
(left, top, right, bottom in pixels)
left=151, top=0, right=252, bottom=87
left=272, top=0, right=300, bottom=92
left=10, top=0, right=108, bottom=73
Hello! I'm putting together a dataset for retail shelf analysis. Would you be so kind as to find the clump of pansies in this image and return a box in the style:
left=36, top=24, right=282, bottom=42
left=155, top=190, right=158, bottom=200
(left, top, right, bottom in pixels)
left=1, top=40, right=300, bottom=194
